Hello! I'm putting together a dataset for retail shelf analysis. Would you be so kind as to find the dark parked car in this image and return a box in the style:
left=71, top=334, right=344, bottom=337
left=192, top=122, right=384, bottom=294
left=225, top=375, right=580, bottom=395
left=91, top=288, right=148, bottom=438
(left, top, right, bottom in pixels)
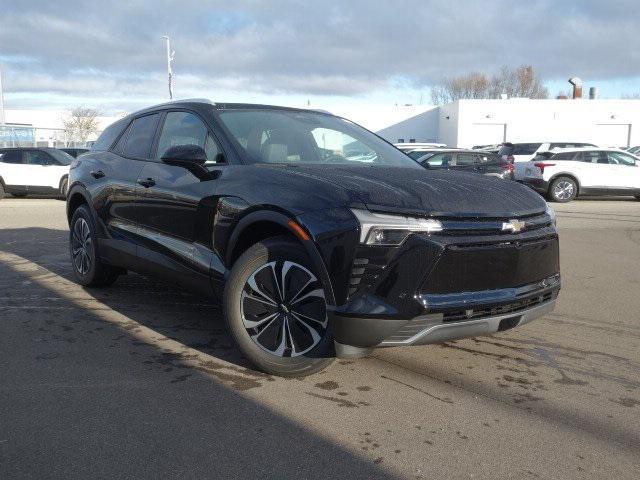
left=60, top=147, right=90, bottom=158
left=66, top=100, right=560, bottom=376
left=415, top=149, right=514, bottom=179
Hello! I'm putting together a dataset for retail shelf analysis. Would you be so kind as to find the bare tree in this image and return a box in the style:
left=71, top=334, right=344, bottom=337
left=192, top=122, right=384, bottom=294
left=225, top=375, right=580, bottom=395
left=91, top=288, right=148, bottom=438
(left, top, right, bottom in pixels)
left=62, top=107, right=101, bottom=145
left=431, top=65, right=548, bottom=104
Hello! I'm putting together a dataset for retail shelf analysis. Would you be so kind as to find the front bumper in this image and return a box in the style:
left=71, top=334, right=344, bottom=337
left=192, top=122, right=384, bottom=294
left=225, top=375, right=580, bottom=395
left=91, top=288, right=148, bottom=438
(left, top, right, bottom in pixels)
left=331, top=276, right=560, bottom=349
left=329, top=218, right=560, bottom=352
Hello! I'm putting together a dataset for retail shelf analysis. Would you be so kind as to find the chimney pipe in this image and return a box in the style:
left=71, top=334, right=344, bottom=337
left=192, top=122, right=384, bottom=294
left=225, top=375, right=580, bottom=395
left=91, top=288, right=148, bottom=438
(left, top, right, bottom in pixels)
left=589, top=87, right=599, bottom=100
left=568, top=77, right=583, bottom=99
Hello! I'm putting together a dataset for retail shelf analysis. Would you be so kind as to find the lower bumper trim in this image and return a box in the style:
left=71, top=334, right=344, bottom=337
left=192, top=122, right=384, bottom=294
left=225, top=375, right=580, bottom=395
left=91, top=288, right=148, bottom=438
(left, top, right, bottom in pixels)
left=379, top=299, right=555, bottom=346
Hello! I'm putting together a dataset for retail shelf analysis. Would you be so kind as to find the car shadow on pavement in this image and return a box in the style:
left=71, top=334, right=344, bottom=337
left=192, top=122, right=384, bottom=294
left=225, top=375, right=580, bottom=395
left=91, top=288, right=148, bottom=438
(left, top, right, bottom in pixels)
left=0, top=227, right=401, bottom=479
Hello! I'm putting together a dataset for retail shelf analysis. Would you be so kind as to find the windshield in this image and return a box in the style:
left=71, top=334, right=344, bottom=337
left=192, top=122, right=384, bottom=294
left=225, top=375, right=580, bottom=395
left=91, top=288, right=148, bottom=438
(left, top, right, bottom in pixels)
left=217, top=109, right=419, bottom=167
left=46, top=149, right=74, bottom=165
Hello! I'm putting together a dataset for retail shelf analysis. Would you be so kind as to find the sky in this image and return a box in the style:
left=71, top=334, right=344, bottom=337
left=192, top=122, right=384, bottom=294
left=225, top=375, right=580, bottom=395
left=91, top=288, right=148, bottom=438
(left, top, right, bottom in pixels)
left=0, top=0, right=639, bottom=113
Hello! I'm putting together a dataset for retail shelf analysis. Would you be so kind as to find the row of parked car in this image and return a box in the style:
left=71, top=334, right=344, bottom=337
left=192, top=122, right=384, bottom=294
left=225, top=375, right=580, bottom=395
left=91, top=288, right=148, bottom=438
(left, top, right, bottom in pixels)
left=397, top=141, right=640, bottom=203
left=0, top=147, right=88, bottom=199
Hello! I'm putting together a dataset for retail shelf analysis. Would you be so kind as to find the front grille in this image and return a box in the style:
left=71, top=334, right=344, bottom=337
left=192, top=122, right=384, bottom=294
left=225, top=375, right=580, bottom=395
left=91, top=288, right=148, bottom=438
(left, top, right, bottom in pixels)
left=440, top=291, right=554, bottom=323
left=437, top=213, right=553, bottom=237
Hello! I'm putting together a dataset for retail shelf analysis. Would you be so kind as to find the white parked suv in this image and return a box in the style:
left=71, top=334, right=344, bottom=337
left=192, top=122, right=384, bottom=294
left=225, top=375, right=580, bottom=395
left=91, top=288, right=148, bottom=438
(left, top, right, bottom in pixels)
left=500, top=142, right=597, bottom=163
left=0, top=148, right=72, bottom=200
left=518, top=148, right=640, bottom=202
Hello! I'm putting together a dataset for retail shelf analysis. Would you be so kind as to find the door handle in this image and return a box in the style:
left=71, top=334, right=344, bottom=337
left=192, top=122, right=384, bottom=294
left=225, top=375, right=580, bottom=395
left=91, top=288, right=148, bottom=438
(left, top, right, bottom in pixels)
left=137, top=178, right=156, bottom=188
left=90, top=170, right=105, bottom=179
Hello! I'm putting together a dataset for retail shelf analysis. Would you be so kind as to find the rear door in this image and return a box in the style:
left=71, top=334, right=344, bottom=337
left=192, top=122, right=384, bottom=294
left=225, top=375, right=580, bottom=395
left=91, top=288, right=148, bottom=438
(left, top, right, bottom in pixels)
left=576, top=150, right=610, bottom=188
left=92, top=115, right=158, bottom=266
left=135, top=109, right=225, bottom=294
left=0, top=149, right=26, bottom=188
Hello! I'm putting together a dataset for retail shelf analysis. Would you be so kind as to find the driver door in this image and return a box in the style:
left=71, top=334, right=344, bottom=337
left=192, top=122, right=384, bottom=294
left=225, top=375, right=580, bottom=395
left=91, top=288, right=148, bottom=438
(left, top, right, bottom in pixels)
left=135, top=110, right=225, bottom=294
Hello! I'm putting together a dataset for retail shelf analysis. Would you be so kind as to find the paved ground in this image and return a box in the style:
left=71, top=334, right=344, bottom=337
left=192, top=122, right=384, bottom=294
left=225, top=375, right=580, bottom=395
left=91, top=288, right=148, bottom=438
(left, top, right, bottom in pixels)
left=1, top=196, right=639, bottom=479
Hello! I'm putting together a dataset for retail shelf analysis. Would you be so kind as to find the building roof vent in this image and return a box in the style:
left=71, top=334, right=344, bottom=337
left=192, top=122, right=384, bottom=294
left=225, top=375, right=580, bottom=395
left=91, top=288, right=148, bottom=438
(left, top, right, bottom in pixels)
left=568, top=77, right=583, bottom=99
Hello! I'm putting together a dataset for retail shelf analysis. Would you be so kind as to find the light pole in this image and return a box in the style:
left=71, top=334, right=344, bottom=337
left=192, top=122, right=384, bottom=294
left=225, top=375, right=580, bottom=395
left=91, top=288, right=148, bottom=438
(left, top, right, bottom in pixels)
left=0, top=66, right=5, bottom=125
left=162, top=36, right=175, bottom=99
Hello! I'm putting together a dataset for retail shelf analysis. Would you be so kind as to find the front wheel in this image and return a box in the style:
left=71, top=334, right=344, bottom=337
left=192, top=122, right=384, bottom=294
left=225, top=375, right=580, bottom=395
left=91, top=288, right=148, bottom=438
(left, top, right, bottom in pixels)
left=223, top=236, right=334, bottom=377
left=548, top=176, right=577, bottom=203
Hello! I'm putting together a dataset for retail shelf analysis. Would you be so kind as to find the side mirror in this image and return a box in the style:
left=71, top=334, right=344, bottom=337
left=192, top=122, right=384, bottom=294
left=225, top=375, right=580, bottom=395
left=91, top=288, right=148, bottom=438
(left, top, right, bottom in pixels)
left=161, top=144, right=210, bottom=180
left=161, top=144, right=207, bottom=165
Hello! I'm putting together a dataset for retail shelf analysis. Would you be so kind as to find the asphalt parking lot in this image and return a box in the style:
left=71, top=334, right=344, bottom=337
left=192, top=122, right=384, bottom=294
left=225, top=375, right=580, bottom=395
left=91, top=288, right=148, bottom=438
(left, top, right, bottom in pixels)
left=1, top=197, right=639, bottom=479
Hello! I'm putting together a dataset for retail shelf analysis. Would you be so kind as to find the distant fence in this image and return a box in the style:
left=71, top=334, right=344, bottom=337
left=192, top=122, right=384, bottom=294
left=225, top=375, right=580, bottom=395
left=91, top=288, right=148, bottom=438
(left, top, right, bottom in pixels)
left=0, top=124, right=96, bottom=148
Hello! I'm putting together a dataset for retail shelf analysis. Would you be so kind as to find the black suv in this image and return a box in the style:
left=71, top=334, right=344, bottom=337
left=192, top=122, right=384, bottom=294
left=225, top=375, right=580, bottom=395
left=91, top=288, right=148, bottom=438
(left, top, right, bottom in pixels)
left=66, top=100, right=560, bottom=376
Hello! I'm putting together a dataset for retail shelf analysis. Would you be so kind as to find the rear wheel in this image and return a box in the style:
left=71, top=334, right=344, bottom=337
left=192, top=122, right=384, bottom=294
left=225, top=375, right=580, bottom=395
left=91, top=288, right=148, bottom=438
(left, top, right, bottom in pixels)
left=548, top=176, right=577, bottom=203
left=69, top=205, right=120, bottom=287
left=635, top=195, right=640, bottom=201
left=223, top=236, right=334, bottom=377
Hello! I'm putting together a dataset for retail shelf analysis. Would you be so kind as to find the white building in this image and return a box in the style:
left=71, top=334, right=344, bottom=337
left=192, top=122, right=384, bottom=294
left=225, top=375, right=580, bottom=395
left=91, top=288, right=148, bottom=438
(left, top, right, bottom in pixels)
left=2, top=98, right=640, bottom=149
left=437, top=99, right=640, bottom=148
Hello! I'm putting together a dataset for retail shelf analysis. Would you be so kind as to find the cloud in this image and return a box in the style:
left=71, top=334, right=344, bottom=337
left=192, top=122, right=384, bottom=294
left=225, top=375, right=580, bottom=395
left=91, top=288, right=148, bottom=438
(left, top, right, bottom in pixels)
left=1, top=0, right=638, bottom=107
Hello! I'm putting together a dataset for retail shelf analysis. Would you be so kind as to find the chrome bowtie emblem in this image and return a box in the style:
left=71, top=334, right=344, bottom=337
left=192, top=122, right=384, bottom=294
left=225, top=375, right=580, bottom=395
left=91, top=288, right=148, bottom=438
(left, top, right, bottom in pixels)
left=501, top=219, right=526, bottom=234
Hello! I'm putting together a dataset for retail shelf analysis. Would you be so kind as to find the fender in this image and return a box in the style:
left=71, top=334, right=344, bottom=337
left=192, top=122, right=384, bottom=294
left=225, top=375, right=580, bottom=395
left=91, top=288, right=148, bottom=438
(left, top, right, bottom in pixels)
left=66, top=183, right=95, bottom=225
left=226, top=208, right=337, bottom=306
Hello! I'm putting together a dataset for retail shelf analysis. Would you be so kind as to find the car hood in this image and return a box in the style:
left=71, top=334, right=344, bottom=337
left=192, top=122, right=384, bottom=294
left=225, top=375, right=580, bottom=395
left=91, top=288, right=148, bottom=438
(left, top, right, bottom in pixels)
left=282, top=164, right=547, bottom=218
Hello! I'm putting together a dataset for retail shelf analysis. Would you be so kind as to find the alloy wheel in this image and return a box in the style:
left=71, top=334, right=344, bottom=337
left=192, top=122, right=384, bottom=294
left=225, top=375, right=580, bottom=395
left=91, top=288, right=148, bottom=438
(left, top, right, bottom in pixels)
left=71, top=218, right=93, bottom=275
left=553, top=180, right=574, bottom=200
left=241, top=260, right=327, bottom=357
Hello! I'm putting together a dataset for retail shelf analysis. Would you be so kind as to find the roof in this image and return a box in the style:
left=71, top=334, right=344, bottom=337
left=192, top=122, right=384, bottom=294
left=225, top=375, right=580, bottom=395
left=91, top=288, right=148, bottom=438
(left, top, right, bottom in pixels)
left=128, top=99, right=331, bottom=118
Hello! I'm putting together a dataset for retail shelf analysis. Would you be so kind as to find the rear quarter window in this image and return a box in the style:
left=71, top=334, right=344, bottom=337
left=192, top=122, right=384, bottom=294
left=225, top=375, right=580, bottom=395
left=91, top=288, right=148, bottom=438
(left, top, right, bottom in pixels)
left=92, top=120, right=129, bottom=152
left=121, top=114, right=160, bottom=159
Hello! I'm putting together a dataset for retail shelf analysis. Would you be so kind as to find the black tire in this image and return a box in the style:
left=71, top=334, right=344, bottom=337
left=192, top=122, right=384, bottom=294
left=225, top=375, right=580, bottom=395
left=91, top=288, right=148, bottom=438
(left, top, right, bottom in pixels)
left=11, top=193, right=27, bottom=198
left=59, top=177, right=69, bottom=200
left=69, top=205, right=120, bottom=287
left=548, top=176, right=577, bottom=203
left=223, top=236, right=334, bottom=377
left=635, top=195, right=640, bottom=201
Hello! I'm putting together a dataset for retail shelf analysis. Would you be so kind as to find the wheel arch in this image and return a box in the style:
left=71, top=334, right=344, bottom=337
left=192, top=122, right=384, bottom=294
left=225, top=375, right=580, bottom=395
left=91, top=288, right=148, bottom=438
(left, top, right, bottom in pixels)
left=66, top=185, right=92, bottom=225
left=226, top=209, right=336, bottom=305
left=58, top=174, right=69, bottom=190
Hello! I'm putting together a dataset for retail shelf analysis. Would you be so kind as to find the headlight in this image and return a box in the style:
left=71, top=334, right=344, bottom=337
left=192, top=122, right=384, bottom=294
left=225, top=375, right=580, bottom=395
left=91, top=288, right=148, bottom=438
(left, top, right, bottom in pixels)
left=351, top=209, right=443, bottom=246
left=546, top=203, right=556, bottom=225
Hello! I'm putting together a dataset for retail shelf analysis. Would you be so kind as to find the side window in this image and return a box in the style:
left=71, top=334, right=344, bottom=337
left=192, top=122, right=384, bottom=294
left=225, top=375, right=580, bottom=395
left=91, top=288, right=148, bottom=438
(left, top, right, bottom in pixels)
left=552, top=152, right=576, bottom=161
left=607, top=152, right=637, bottom=166
left=92, top=120, right=128, bottom=151
left=157, top=112, right=209, bottom=159
left=204, top=134, right=221, bottom=163
left=122, top=114, right=160, bottom=159
left=456, top=153, right=476, bottom=166
left=579, top=151, right=605, bottom=163
left=423, top=153, right=449, bottom=167
left=25, top=150, right=52, bottom=165
left=0, top=150, right=23, bottom=164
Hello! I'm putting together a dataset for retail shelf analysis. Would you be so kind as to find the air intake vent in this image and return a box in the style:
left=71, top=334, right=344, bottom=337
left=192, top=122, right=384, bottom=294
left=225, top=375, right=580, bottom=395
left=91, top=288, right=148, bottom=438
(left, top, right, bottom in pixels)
left=348, top=258, right=369, bottom=296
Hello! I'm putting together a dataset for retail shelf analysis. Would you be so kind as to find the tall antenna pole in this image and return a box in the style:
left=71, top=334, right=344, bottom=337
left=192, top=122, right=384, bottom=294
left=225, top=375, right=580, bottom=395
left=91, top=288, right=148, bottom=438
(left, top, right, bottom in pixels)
left=162, top=36, right=175, bottom=99
left=0, top=66, right=5, bottom=125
